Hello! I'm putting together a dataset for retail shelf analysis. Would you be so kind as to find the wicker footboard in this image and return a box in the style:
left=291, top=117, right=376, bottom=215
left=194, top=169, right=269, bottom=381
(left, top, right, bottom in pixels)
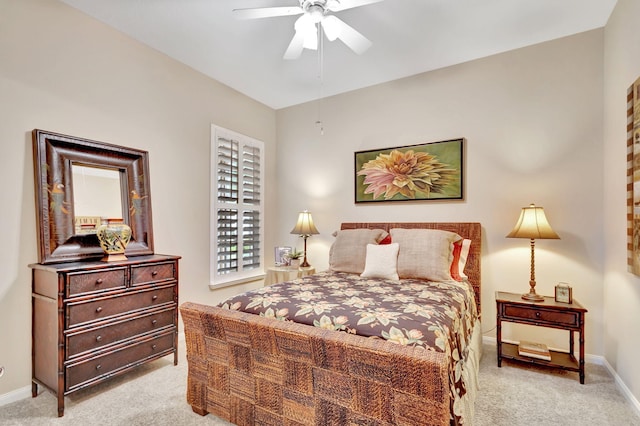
left=180, top=302, right=451, bottom=426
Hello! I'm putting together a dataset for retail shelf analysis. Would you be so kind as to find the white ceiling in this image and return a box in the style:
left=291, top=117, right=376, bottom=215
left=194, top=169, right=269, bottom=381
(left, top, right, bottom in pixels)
left=59, top=0, right=617, bottom=110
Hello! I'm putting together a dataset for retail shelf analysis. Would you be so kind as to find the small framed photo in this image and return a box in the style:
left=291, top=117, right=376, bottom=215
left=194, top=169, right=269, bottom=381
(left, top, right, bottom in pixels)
left=554, top=282, right=573, bottom=304
left=274, top=246, right=292, bottom=266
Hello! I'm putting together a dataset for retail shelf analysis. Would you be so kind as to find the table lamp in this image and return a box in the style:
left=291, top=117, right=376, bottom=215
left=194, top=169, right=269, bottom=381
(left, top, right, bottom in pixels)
left=506, top=204, right=560, bottom=302
left=290, top=210, right=319, bottom=267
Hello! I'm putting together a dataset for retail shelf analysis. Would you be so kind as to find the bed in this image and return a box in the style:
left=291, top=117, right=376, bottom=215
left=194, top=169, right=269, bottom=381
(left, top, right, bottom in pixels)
left=180, top=222, right=482, bottom=425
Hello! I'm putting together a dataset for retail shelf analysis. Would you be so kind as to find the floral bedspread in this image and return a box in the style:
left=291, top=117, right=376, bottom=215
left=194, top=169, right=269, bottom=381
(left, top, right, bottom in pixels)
left=220, top=271, right=479, bottom=423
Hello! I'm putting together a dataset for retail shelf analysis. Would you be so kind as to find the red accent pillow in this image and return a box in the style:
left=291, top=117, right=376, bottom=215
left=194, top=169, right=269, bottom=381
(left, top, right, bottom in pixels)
left=378, top=234, right=392, bottom=245
left=450, top=239, right=472, bottom=281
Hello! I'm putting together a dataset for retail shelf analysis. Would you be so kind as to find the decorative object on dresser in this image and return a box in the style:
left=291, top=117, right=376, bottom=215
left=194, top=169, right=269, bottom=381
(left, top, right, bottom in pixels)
left=30, top=130, right=180, bottom=417
left=506, top=203, right=560, bottom=301
left=95, top=218, right=132, bottom=261
left=290, top=210, right=319, bottom=267
left=496, top=291, right=587, bottom=384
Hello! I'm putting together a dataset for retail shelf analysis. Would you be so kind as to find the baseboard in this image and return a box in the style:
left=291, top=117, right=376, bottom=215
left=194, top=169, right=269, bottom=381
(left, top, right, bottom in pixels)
left=601, top=357, right=640, bottom=417
left=481, top=335, right=640, bottom=419
left=0, top=385, right=32, bottom=408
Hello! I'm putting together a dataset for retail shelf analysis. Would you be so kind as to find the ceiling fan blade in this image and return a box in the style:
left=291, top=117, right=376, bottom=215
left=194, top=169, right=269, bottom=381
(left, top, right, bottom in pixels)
left=324, top=15, right=372, bottom=54
left=327, top=0, right=383, bottom=12
left=233, top=6, right=303, bottom=20
left=284, top=31, right=305, bottom=60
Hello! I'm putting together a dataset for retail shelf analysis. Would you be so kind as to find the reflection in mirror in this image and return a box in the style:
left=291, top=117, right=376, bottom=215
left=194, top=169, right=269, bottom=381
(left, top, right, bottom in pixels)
left=72, top=165, right=124, bottom=235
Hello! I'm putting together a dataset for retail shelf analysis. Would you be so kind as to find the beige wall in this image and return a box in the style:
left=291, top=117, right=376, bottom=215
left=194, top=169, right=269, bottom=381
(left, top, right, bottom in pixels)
left=603, top=0, right=640, bottom=406
left=0, top=0, right=276, bottom=397
left=277, top=30, right=605, bottom=360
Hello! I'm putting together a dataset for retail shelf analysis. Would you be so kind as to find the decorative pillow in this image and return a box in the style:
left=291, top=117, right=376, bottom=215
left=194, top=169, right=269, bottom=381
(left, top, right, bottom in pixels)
left=450, top=239, right=472, bottom=281
left=390, top=228, right=462, bottom=281
left=378, top=234, right=392, bottom=245
left=360, top=243, right=400, bottom=280
left=329, top=229, right=389, bottom=274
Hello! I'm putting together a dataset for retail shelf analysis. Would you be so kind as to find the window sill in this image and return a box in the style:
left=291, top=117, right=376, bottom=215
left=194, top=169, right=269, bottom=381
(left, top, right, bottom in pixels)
left=208, top=273, right=266, bottom=290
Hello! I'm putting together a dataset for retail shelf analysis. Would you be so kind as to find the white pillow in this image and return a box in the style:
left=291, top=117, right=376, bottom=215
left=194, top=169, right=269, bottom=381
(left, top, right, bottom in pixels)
left=360, top=243, right=400, bottom=280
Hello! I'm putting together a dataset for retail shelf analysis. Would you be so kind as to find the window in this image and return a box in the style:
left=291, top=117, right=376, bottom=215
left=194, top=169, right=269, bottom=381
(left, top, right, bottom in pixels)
left=210, top=125, right=264, bottom=287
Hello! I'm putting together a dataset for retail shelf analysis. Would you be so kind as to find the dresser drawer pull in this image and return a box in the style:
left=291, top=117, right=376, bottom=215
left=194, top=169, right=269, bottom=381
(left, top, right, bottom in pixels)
left=96, top=307, right=103, bottom=313
left=95, top=364, right=102, bottom=370
left=96, top=335, right=102, bottom=342
left=152, top=344, right=157, bottom=350
left=152, top=295, right=158, bottom=301
left=151, top=271, right=158, bottom=276
left=96, top=278, right=103, bottom=285
left=151, top=319, right=157, bottom=326
left=535, top=312, right=541, bottom=318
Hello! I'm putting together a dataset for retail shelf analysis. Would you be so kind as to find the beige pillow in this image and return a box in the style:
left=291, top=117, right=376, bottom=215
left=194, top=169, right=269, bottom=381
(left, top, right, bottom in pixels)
left=390, top=228, right=462, bottom=281
left=329, top=229, right=389, bottom=274
left=360, top=243, right=400, bottom=280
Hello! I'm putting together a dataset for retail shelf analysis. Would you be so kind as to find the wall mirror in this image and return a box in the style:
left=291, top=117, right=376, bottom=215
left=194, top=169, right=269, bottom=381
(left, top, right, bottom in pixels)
left=32, top=129, right=154, bottom=264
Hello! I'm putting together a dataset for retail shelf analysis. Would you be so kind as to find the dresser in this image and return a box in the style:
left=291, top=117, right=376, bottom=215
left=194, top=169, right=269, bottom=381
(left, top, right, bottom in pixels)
left=30, top=254, right=180, bottom=416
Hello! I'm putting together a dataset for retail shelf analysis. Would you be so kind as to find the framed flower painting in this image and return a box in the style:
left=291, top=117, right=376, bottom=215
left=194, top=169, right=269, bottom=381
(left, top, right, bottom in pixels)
left=354, top=138, right=464, bottom=203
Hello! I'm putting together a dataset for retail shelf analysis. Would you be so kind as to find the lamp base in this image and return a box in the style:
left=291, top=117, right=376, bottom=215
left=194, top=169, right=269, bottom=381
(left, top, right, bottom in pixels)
left=521, top=291, right=545, bottom=302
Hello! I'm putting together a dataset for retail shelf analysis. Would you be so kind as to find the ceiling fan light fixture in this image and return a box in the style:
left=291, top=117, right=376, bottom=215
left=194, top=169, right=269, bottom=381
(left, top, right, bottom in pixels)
left=321, top=15, right=341, bottom=41
left=234, top=0, right=383, bottom=59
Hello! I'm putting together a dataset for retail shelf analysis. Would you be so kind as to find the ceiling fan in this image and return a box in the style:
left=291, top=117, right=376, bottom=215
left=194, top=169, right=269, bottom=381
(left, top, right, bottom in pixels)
left=233, top=0, right=383, bottom=59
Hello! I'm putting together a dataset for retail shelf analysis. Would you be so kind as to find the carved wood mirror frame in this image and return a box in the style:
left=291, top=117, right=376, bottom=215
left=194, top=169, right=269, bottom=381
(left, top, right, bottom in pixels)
left=32, top=129, right=154, bottom=264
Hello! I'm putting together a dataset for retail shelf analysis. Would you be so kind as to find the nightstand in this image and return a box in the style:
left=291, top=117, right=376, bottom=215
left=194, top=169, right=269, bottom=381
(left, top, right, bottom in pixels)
left=495, top=291, right=587, bottom=384
left=264, top=266, right=316, bottom=286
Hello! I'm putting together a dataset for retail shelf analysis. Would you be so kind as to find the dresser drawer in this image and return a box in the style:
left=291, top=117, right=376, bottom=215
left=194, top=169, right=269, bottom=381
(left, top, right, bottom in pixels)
left=66, top=285, right=176, bottom=328
left=503, top=304, right=580, bottom=328
left=65, top=331, right=174, bottom=392
left=66, top=307, right=176, bottom=359
left=67, top=268, right=127, bottom=297
left=131, top=262, right=176, bottom=286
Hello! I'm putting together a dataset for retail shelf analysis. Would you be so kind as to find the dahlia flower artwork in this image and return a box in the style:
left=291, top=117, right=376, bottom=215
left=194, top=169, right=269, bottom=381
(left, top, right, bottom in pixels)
left=355, top=139, right=463, bottom=202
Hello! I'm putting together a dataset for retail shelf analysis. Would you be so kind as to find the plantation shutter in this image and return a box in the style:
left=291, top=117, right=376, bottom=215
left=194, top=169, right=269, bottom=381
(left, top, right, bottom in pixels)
left=211, top=126, right=264, bottom=285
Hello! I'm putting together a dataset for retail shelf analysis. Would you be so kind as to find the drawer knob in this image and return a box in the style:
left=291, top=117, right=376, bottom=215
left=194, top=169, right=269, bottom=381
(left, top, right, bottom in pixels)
left=96, top=335, right=102, bottom=342
left=96, top=307, right=103, bottom=313
left=151, top=271, right=158, bottom=276
left=152, top=295, right=158, bottom=301
left=96, top=278, right=103, bottom=285
left=95, top=364, right=102, bottom=370
left=535, top=311, right=541, bottom=318
left=152, top=344, right=157, bottom=350
left=151, top=319, right=157, bottom=326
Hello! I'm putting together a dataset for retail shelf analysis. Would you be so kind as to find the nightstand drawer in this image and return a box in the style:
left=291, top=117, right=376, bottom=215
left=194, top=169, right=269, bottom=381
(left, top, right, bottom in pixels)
left=503, top=304, right=580, bottom=327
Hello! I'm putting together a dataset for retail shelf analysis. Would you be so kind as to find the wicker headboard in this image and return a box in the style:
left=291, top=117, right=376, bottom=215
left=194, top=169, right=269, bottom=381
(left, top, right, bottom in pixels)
left=340, top=222, right=482, bottom=314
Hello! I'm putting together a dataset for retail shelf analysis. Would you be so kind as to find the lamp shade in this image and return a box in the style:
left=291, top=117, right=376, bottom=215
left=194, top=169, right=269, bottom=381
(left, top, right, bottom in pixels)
left=290, top=210, right=319, bottom=236
left=506, top=204, right=559, bottom=240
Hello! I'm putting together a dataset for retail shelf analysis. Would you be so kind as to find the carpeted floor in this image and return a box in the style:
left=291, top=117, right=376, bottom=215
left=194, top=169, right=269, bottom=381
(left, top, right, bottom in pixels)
left=1, top=341, right=639, bottom=425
